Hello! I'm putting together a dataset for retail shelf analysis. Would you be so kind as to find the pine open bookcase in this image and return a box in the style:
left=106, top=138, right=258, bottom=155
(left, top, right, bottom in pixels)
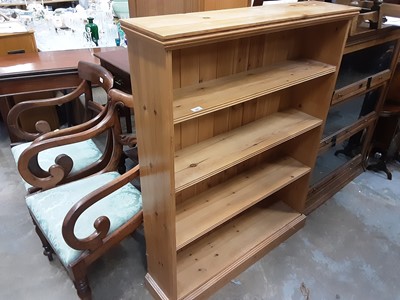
left=121, top=2, right=359, bottom=299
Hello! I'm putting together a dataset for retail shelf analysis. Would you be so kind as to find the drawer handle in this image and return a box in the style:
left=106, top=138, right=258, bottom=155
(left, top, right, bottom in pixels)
left=115, top=78, right=124, bottom=86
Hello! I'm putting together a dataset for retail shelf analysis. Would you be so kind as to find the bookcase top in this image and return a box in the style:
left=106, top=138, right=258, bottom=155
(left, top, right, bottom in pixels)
left=121, top=1, right=359, bottom=44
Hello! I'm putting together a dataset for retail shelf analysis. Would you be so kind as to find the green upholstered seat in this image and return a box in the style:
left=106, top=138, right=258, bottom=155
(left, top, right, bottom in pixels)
left=11, top=140, right=103, bottom=191
left=25, top=171, right=142, bottom=267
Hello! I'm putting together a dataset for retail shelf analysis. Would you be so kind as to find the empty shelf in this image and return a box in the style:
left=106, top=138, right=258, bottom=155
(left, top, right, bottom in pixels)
left=175, top=109, right=321, bottom=192
left=177, top=201, right=305, bottom=299
left=173, top=59, right=335, bottom=123
left=176, top=156, right=310, bottom=250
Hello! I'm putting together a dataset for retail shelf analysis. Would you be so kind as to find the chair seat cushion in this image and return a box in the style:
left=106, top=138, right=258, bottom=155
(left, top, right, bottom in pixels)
left=11, top=139, right=103, bottom=191
left=25, top=171, right=142, bottom=267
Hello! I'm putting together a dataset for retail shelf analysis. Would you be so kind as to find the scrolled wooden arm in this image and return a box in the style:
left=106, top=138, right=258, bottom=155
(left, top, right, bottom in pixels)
left=34, top=103, right=107, bottom=143
left=7, top=80, right=90, bottom=141
left=18, top=92, right=130, bottom=190
left=7, top=61, right=114, bottom=142
left=62, top=164, right=141, bottom=251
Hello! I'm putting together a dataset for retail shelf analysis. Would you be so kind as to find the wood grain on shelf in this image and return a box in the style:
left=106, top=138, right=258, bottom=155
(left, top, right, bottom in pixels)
left=174, top=109, right=321, bottom=192
left=121, top=2, right=359, bottom=42
left=176, top=156, right=310, bottom=250
left=177, top=201, right=305, bottom=299
left=173, top=59, right=336, bottom=123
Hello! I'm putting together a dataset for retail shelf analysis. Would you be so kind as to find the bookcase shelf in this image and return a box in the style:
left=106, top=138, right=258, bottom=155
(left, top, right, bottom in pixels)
left=122, top=2, right=358, bottom=299
left=176, top=156, right=310, bottom=250
left=175, top=109, right=321, bottom=192
left=177, top=201, right=306, bottom=299
left=173, top=59, right=336, bottom=123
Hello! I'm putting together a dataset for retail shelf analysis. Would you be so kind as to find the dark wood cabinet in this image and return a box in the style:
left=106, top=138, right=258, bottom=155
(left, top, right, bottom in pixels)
left=306, top=26, right=400, bottom=213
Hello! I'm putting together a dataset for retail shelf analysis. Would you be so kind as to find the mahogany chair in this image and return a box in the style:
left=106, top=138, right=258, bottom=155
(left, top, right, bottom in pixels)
left=7, top=61, right=117, bottom=193
left=23, top=89, right=142, bottom=299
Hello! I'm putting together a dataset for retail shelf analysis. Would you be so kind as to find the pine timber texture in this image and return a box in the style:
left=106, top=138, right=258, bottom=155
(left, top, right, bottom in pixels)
left=122, top=2, right=358, bottom=299
left=174, top=109, right=321, bottom=192
left=173, top=59, right=336, bottom=123
left=176, top=156, right=310, bottom=250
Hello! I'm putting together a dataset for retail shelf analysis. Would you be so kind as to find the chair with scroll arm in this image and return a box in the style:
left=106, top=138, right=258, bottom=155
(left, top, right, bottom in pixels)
left=22, top=89, right=142, bottom=300
left=7, top=61, right=119, bottom=193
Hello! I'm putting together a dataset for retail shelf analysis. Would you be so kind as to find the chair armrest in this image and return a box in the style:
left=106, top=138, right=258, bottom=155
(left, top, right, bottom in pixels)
left=34, top=103, right=107, bottom=143
left=18, top=93, right=128, bottom=190
left=7, top=80, right=90, bottom=141
left=62, top=164, right=141, bottom=251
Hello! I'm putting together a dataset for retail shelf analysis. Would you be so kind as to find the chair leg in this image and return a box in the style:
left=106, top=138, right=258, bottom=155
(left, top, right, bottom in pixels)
left=74, top=276, right=92, bottom=300
left=71, top=264, right=92, bottom=300
left=30, top=216, right=54, bottom=261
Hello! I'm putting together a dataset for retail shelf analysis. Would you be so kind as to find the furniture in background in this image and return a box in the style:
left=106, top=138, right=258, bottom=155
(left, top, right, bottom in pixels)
left=8, top=61, right=119, bottom=194
left=0, top=0, right=77, bottom=8
left=367, top=60, right=400, bottom=179
left=306, top=2, right=400, bottom=213
left=0, top=30, right=37, bottom=55
left=94, top=48, right=130, bottom=93
left=0, top=28, right=61, bottom=140
left=94, top=48, right=133, bottom=132
left=128, top=0, right=250, bottom=17
left=1, top=3, right=117, bottom=51
left=0, top=47, right=116, bottom=142
left=21, top=88, right=142, bottom=300
left=121, top=2, right=358, bottom=299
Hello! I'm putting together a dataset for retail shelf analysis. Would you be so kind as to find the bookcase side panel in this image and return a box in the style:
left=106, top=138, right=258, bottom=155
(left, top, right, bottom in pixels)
left=124, top=30, right=178, bottom=299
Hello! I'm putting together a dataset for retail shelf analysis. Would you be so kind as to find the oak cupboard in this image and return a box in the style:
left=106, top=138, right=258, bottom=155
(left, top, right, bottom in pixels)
left=121, top=2, right=359, bottom=299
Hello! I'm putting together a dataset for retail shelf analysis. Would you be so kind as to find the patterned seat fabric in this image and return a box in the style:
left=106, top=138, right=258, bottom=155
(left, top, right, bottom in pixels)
left=25, top=171, right=142, bottom=266
left=11, top=140, right=103, bottom=190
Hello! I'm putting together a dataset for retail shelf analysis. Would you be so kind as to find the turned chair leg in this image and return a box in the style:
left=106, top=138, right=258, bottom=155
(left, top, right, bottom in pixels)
left=71, top=264, right=92, bottom=300
left=74, top=276, right=92, bottom=300
left=30, top=216, right=54, bottom=261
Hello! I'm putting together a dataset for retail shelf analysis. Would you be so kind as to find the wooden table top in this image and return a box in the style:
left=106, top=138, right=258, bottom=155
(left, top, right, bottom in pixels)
left=0, top=47, right=120, bottom=79
left=94, top=47, right=130, bottom=75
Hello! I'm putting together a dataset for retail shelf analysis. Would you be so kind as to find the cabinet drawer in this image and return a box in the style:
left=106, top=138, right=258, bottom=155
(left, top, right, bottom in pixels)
left=332, top=70, right=390, bottom=105
left=0, top=31, right=37, bottom=55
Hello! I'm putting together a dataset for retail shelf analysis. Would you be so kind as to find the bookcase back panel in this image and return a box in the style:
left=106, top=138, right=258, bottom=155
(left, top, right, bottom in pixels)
left=280, top=128, right=323, bottom=169
left=174, top=91, right=285, bottom=151
left=280, top=76, right=336, bottom=119
left=176, top=147, right=282, bottom=204
left=171, top=21, right=349, bottom=91
left=175, top=127, right=321, bottom=205
left=172, top=32, right=303, bottom=90
left=296, top=20, right=351, bottom=66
